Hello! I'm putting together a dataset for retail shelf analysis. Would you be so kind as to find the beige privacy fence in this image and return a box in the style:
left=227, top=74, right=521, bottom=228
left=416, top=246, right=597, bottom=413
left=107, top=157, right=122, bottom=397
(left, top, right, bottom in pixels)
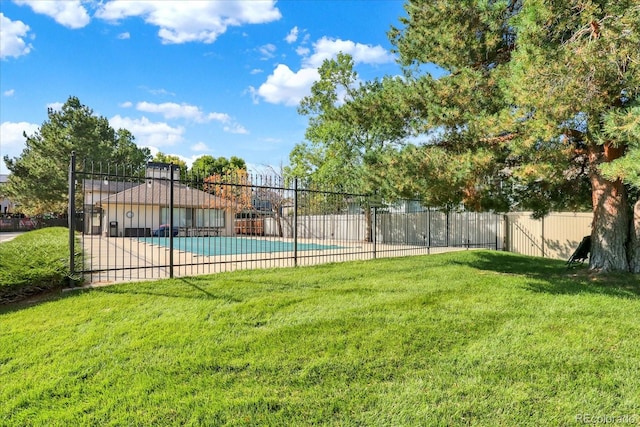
left=265, top=210, right=592, bottom=261
left=504, top=212, right=593, bottom=260
left=264, top=211, right=503, bottom=249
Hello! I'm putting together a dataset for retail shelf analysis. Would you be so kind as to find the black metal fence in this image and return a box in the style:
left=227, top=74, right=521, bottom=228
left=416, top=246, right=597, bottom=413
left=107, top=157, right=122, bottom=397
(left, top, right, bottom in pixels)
left=0, top=216, right=67, bottom=232
left=69, top=157, right=503, bottom=284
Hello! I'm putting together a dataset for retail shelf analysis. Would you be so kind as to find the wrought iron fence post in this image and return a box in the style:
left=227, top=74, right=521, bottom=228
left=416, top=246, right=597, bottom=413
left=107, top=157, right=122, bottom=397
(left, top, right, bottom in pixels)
left=372, top=204, right=377, bottom=259
left=494, top=213, right=498, bottom=250
left=446, top=211, right=450, bottom=247
left=68, top=151, right=76, bottom=285
left=467, top=213, right=471, bottom=249
left=504, top=215, right=510, bottom=252
left=541, top=216, right=545, bottom=258
left=428, top=208, right=432, bottom=248
left=169, top=163, right=175, bottom=278
left=293, top=178, right=298, bottom=267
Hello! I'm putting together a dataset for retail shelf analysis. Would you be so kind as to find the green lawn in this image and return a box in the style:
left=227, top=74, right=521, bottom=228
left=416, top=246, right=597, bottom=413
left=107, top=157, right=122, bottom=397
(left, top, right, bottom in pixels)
left=1, top=251, right=639, bottom=426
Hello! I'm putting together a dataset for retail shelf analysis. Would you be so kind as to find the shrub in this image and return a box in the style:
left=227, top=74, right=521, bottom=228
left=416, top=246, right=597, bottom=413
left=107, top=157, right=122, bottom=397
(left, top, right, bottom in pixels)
left=0, top=227, right=78, bottom=304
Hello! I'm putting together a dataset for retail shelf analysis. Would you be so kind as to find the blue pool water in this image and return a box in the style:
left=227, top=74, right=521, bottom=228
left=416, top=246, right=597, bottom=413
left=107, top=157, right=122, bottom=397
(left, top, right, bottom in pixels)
left=139, top=236, right=343, bottom=256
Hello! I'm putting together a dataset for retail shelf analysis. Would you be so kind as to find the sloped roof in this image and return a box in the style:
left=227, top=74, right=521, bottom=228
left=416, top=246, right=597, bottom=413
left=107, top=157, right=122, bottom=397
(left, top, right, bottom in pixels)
left=98, top=181, right=233, bottom=209
left=83, top=179, right=138, bottom=193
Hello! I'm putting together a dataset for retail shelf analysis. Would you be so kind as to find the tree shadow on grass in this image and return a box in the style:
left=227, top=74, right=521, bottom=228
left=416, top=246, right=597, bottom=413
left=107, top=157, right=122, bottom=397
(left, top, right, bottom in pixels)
left=93, top=277, right=244, bottom=303
left=0, top=288, right=71, bottom=314
left=0, top=278, right=244, bottom=314
left=454, top=251, right=640, bottom=299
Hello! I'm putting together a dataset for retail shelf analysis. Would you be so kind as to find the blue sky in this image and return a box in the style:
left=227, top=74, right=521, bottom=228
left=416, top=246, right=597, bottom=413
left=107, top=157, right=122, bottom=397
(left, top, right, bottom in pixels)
left=0, top=0, right=407, bottom=174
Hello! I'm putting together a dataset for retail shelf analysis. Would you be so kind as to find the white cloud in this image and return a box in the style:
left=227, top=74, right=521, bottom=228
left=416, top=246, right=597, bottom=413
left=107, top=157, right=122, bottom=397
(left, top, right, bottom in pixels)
left=246, top=86, right=259, bottom=104
left=14, top=0, right=90, bottom=29
left=4, top=89, right=15, bottom=97
left=296, top=46, right=310, bottom=57
left=0, top=14, right=33, bottom=59
left=109, top=115, right=184, bottom=147
left=182, top=154, right=200, bottom=169
left=119, top=101, right=133, bottom=108
left=256, top=64, right=319, bottom=106
left=258, top=43, right=276, bottom=60
left=191, top=142, right=210, bottom=152
left=224, top=123, right=249, bottom=135
left=136, top=101, right=231, bottom=124
left=255, top=37, right=395, bottom=107
left=146, top=87, right=175, bottom=96
left=285, top=26, right=299, bottom=44
left=304, top=37, right=394, bottom=68
left=206, top=112, right=231, bottom=123
left=96, top=1, right=281, bottom=44
left=250, top=68, right=263, bottom=75
left=117, top=32, right=131, bottom=40
left=134, top=101, right=245, bottom=134
left=261, top=137, right=283, bottom=144
left=0, top=121, right=39, bottom=174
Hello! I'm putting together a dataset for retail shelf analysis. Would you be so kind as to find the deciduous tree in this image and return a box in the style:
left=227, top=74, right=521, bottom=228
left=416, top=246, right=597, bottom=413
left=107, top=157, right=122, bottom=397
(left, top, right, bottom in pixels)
left=190, top=155, right=246, bottom=179
left=288, top=53, right=411, bottom=240
left=152, top=152, right=188, bottom=175
left=203, top=169, right=252, bottom=211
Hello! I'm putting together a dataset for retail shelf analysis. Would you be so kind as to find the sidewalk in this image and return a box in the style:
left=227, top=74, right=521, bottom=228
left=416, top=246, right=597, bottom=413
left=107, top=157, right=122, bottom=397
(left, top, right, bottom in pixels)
left=0, top=232, right=25, bottom=243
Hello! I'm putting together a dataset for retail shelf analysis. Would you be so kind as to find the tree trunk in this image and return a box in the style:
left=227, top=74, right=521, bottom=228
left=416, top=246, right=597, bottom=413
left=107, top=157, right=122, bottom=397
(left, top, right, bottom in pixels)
left=364, top=207, right=372, bottom=242
left=274, top=209, right=284, bottom=238
left=588, top=143, right=631, bottom=273
left=629, top=199, right=640, bottom=273
left=589, top=170, right=630, bottom=272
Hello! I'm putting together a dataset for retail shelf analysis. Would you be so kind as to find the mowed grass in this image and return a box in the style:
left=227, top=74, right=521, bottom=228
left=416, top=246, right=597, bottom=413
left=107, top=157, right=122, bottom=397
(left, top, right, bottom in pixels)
left=1, top=251, right=640, bottom=426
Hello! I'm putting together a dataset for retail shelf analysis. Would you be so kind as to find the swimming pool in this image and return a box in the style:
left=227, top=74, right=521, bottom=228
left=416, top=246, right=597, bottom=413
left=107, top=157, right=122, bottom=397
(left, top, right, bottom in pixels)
left=139, top=236, right=343, bottom=256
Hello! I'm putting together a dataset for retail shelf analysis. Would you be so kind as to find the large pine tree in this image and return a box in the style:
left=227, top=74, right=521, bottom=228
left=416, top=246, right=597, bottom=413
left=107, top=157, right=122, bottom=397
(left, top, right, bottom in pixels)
left=389, top=0, right=640, bottom=272
left=4, top=96, right=151, bottom=215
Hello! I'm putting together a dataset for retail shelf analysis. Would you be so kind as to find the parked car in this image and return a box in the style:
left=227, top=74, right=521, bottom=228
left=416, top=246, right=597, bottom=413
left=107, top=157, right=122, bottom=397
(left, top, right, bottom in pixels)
left=152, top=224, right=179, bottom=237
